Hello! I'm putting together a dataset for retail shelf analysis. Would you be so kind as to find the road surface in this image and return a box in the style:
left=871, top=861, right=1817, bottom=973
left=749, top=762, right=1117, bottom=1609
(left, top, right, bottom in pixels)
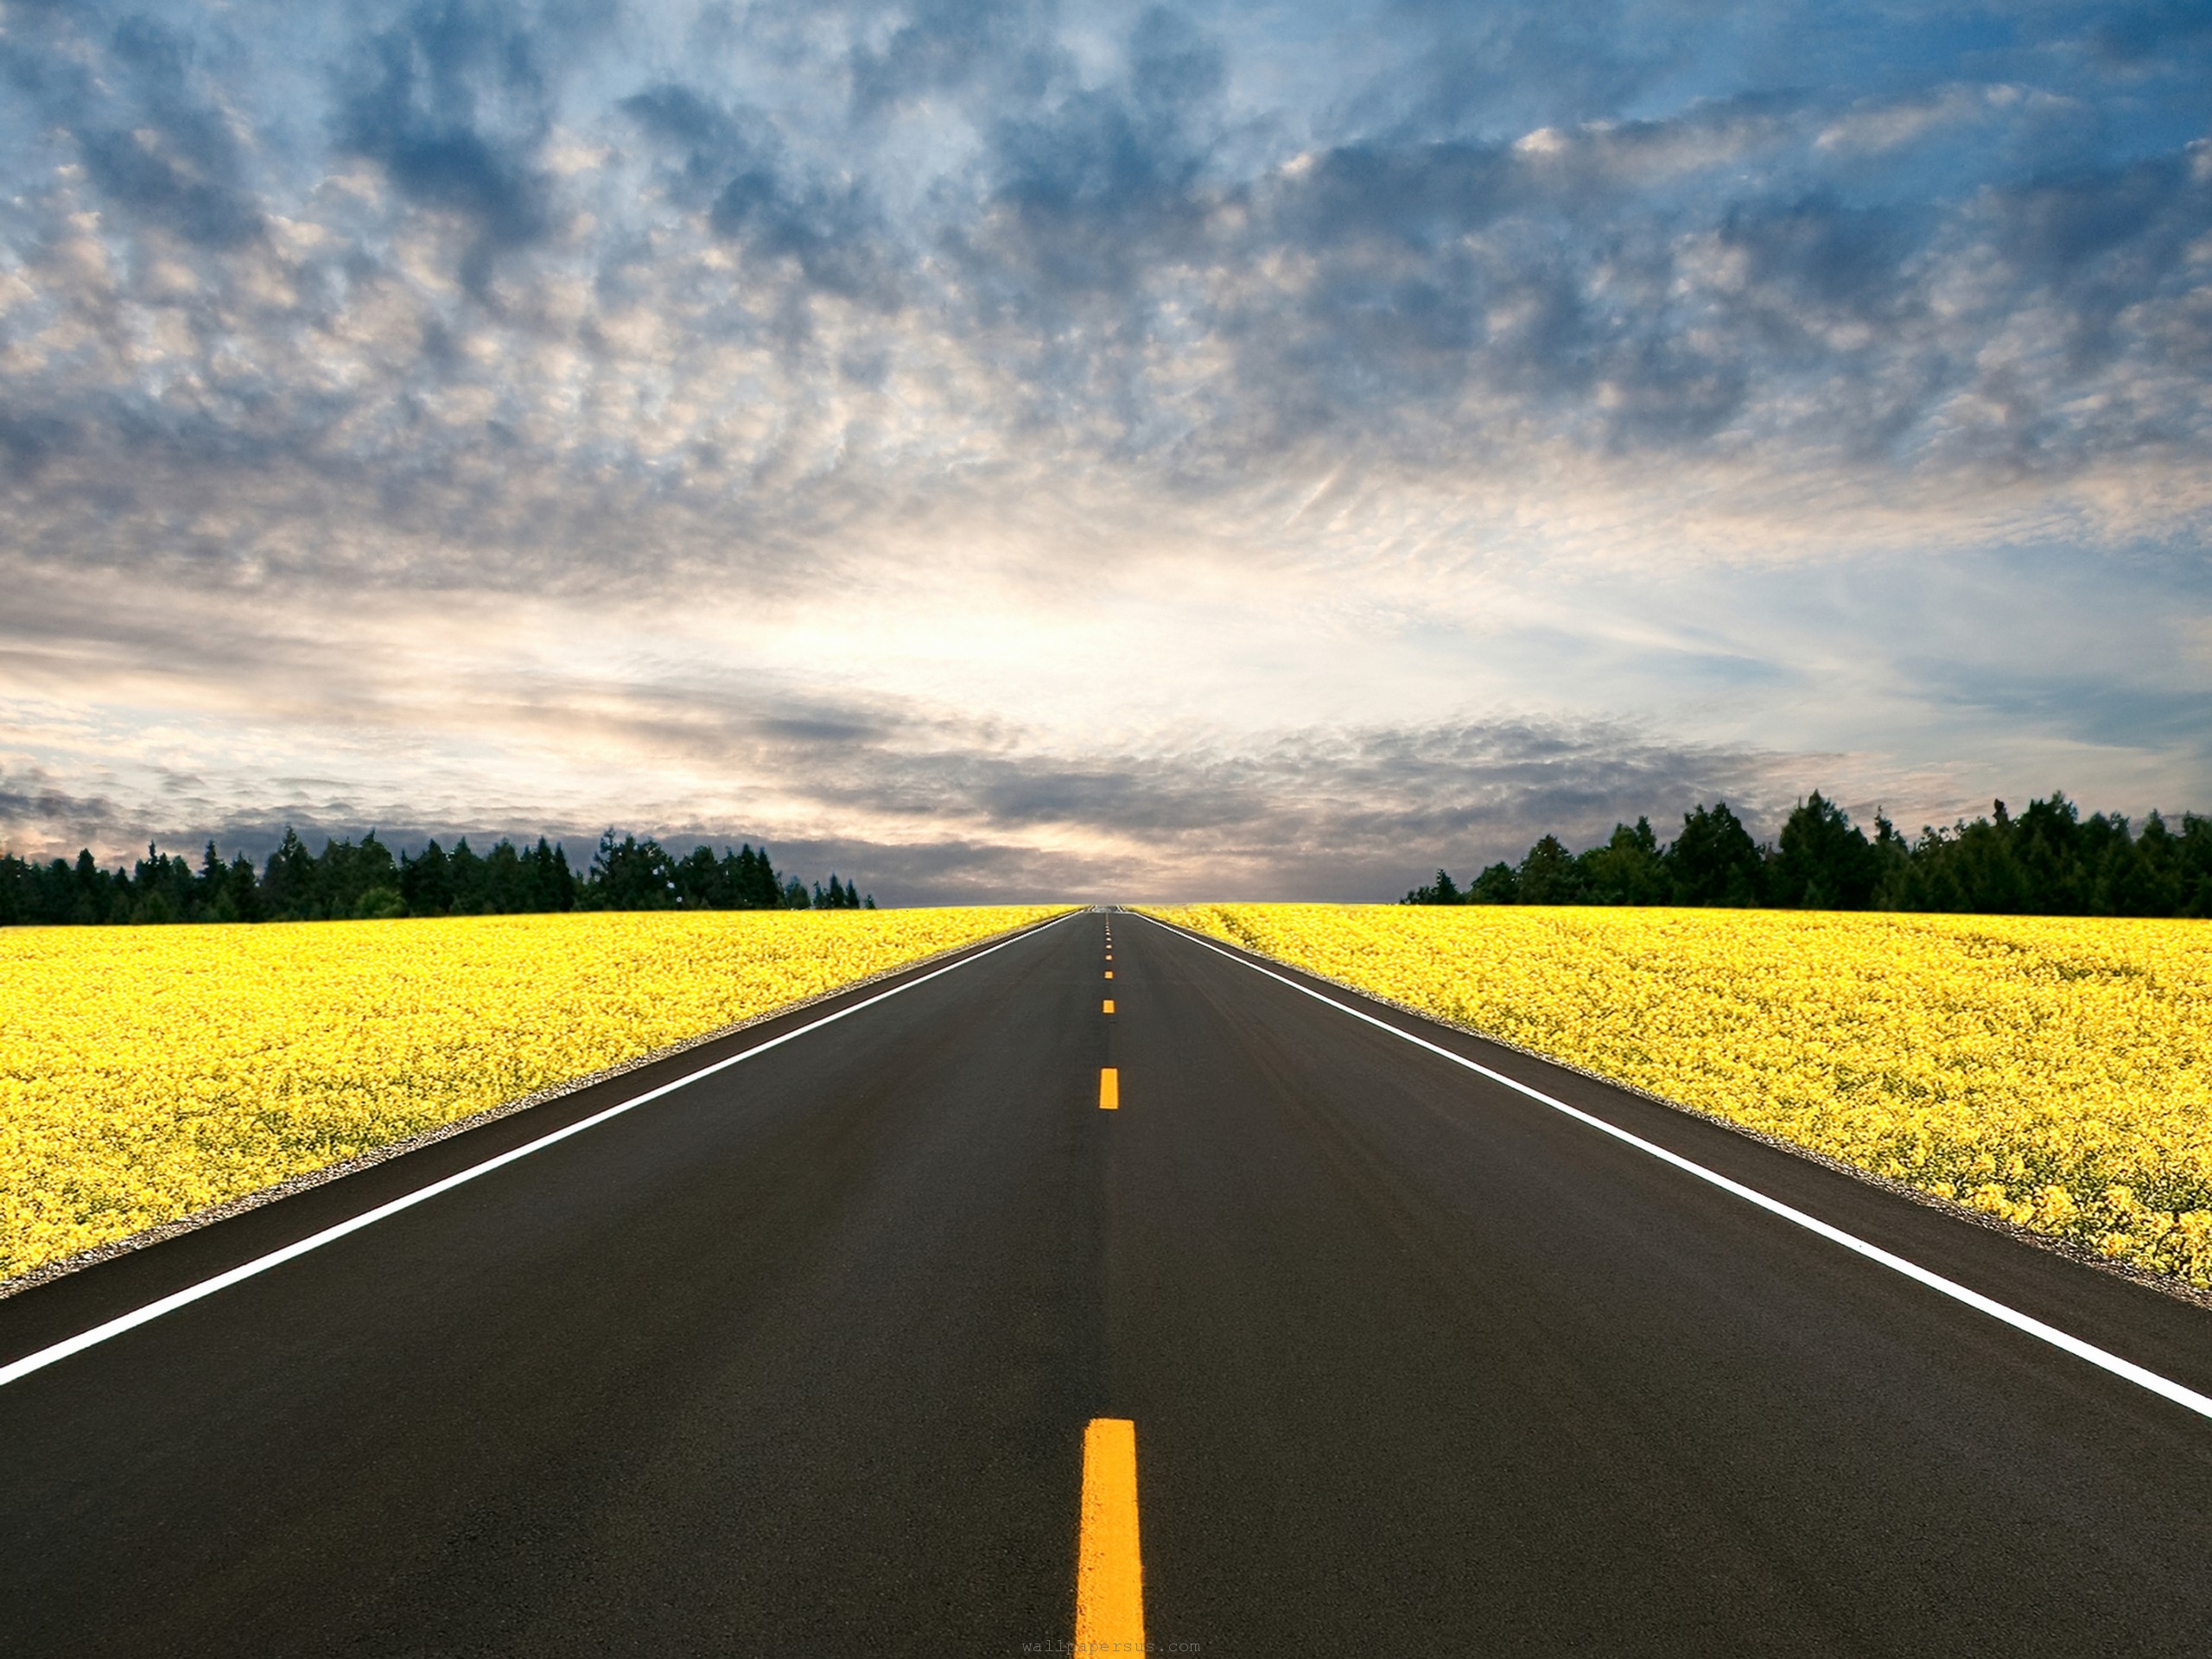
left=4, top=908, right=2210, bottom=1655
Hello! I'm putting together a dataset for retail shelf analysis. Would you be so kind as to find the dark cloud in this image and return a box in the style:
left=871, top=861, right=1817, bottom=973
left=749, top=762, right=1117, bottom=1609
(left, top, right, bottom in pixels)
left=1720, top=196, right=1920, bottom=321
left=2005, top=160, right=2181, bottom=276
left=1994, top=153, right=2212, bottom=377
left=0, top=7, right=264, bottom=248
left=329, top=0, right=605, bottom=278
left=1, top=713, right=1811, bottom=902
left=0, top=776, right=126, bottom=848
left=493, top=681, right=1815, bottom=896
left=970, top=52, right=1224, bottom=302
left=846, top=0, right=1064, bottom=118
left=2087, top=0, right=2212, bottom=66
left=1166, top=118, right=2209, bottom=467
left=1376, top=0, right=1691, bottom=137
left=620, top=84, right=744, bottom=175
left=1, top=1, right=2204, bottom=541
left=79, top=17, right=264, bottom=248
left=0, top=412, right=73, bottom=480
left=619, top=83, right=899, bottom=304
left=75, top=130, right=264, bottom=250
left=710, top=168, right=889, bottom=302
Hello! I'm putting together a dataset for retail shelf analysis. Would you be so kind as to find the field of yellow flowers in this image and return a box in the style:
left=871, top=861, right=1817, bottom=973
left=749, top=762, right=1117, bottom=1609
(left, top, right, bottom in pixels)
left=1148, top=904, right=2212, bottom=1287
left=0, top=906, right=1065, bottom=1281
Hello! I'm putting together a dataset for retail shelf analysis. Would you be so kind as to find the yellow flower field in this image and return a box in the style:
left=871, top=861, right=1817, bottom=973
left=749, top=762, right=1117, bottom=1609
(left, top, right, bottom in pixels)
left=0, top=906, right=1066, bottom=1280
left=1147, top=904, right=2212, bottom=1287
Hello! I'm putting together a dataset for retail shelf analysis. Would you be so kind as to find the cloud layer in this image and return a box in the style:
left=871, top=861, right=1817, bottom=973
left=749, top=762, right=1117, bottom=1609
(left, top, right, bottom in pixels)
left=2, top=0, right=2208, bottom=896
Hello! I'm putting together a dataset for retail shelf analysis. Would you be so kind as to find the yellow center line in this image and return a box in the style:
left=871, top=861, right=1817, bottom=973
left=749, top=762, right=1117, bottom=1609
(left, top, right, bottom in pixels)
left=1075, top=1418, right=1145, bottom=1653
left=1103, top=999, right=1115, bottom=1014
left=1098, top=1067, right=1118, bottom=1109
left=1104, top=970, right=1114, bottom=979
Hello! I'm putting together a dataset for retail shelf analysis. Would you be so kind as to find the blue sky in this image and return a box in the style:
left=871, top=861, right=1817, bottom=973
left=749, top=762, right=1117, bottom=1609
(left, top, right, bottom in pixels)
left=1, top=0, right=2208, bottom=899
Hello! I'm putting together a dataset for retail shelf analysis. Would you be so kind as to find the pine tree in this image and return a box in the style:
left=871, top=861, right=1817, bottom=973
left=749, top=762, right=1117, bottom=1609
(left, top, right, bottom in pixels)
left=264, top=828, right=318, bottom=919
left=1667, top=803, right=1766, bottom=907
left=1771, top=792, right=1878, bottom=910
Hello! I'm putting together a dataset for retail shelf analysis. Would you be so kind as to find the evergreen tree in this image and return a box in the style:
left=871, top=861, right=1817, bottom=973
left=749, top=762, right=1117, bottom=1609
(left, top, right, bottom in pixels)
left=729, top=844, right=780, bottom=908
left=529, top=837, right=576, bottom=911
left=1667, top=803, right=1766, bottom=906
left=70, top=849, right=107, bottom=924
left=1402, top=869, right=1461, bottom=905
left=2, top=823, right=863, bottom=926
left=197, top=842, right=227, bottom=919
left=1517, top=835, right=1586, bottom=904
left=223, top=852, right=264, bottom=921
left=402, top=840, right=454, bottom=916
left=1465, top=861, right=1520, bottom=904
left=1770, top=792, right=1878, bottom=910
left=262, top=828, right=318, bottom=919
left=1869, top=810, right=1911, bottom=908
left=672, top=844, right=723, bottom=908
left=446, top=838, right=486, bottom=914
left=1578, top=818, right=1669, bottom=905
left=1395, top=791, right=2212, bottom=918
left=310, top=832, right=398, bottom=918
left=586, top=830, right=677, bottom=911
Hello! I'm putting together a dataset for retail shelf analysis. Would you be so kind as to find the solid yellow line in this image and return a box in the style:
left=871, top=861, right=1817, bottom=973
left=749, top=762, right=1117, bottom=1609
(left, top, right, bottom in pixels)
left=1075, top=1418, right=1144, bottom=1652
left=1098, top=1068, right=1118, bottom=1109
left=1103, top=999, right=1115, bottom=1014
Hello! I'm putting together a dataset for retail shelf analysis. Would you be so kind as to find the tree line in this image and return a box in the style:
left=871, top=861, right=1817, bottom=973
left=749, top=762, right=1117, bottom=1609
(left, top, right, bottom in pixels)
left=0, top=828, right=875, bottom=926
left=1405, top=792, right=2212, bottom=917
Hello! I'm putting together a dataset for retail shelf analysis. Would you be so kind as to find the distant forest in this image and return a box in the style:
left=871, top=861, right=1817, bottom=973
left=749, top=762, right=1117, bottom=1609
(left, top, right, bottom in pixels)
left=1406, top=792, right=2212, bottom=918
left=0, top=829, right=874, bottom=926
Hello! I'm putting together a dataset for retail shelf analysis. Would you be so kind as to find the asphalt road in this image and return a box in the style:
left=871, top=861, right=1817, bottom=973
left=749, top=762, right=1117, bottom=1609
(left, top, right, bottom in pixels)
left=4, top=908, right=2212, bottom=1656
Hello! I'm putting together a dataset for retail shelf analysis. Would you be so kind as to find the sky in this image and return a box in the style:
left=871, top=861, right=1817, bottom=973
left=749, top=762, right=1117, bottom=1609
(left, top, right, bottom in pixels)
left=1, top=0, right=2209, bottom=901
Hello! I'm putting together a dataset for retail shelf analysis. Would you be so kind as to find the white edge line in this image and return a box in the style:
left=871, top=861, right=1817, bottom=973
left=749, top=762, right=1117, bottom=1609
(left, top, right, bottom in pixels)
left=1139, top=913, right=2212, bottom=1425
left=0, top=912, right=1077, bottom=1389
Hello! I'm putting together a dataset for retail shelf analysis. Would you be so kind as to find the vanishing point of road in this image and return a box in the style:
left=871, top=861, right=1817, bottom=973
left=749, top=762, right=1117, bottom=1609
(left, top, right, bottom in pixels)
left=4, top=909, right=2210, bottom=1655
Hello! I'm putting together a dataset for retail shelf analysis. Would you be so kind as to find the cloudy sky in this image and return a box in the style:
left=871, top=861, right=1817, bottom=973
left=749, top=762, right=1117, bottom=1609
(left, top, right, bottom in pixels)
left=2, top=0, right=2208, bottom=899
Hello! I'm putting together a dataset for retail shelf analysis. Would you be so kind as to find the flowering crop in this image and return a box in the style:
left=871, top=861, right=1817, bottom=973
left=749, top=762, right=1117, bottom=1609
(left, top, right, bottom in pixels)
left=1147, top=904, right=2212, bottom=1287
left=0, top=906, right=1067, bottom=1280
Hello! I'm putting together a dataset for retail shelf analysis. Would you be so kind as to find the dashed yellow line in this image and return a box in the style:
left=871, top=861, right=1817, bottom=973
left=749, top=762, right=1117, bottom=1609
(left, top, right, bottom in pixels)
left=1098, top=1068, right=1119, bottom=1109
left=1103, top=999, right=1115, bottom=1014
left=1104, top=970, right=1114, bottom=980
left=1075, top=1418, right=1145, bottom=1653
